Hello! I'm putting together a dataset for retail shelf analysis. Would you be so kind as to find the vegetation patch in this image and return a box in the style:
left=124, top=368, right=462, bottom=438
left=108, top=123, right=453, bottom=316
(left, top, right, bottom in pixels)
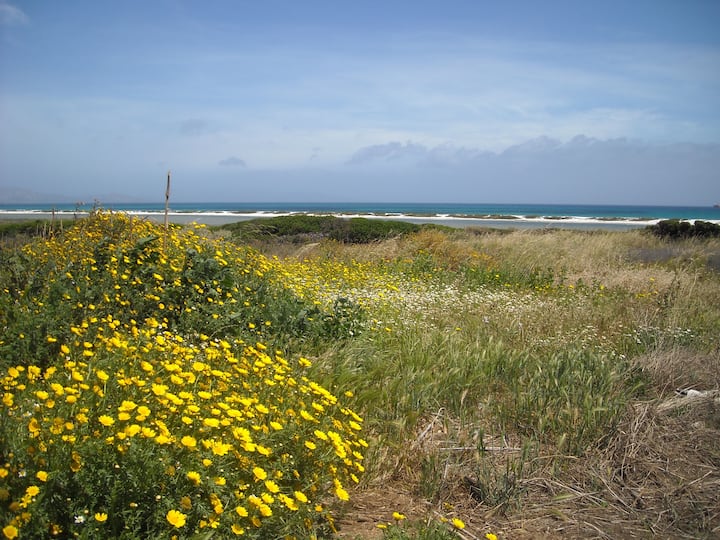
left=0, top=212, right=366, bottom=539
left=218, top=215, right=429, bottom=244
left=647, top=218, right=720, bottom=239
left=2, top=212, right=719, bottom=539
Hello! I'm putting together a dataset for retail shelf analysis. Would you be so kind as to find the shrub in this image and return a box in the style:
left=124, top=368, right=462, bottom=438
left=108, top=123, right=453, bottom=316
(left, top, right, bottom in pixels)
left=1, top=324, right=365, bottom=539
left=0, top=211, right=366, bottom=538
left=0, top=211, right=363, bottom=370
left=648, top=219, right=720, bottom=239
left=220, top=215, right=421, bottom=244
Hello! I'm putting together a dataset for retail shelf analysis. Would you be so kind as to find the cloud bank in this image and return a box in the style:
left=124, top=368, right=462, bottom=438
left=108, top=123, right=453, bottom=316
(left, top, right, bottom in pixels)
left=218, top=156, right=246, bottom=167
left=339, top=136, right=720, bottom=205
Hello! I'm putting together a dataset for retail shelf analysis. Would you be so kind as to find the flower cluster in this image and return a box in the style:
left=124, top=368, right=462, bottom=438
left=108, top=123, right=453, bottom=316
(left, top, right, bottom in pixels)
left=1, top=317, right=365, bottom=538
left=0, top=212, right=365, bottom=538
left=0, top=210, right=358, bottom=373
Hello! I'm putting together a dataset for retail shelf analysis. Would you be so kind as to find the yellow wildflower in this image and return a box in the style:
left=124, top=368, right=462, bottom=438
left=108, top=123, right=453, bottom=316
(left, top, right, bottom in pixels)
left=252, top=467, right=267, bottom=481
left=166, top=509, right=187, bottom=528
left=98, top=415, right=115, bottom=427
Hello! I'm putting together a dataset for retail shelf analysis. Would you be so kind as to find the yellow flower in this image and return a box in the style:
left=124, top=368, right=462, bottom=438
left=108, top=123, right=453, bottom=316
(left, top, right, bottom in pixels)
left=118, top=400, right=137, bottom=411
left=335, top=485, right=350, bottom=501
left=252, top=467, right=267, bottom=481
left=28, top=418, right=40, bottom=436
left=70, top=451, right=82, bottom=472
left=98, top=415, right=115, bottom=427
left=392, top=512, right=406, bottom=521
left=181, top=435, right=197, bottom=449
left=451, top=518, right=465, bottom=529
left=151, top=383, right=168, bottom=396
left=3, top=525, right=19, bottom=539
left=294, top=491, right=308, bottom=503
left=485, top=534, right=498, bottom=540
left=136, top=405, right=151, bottom=418
left=94, top=512, right=108, bottom=522
left=264, top=480, right=280, bottom=493
left=36, top=471, right=48, bottom=482
left=186, top=471, right=201, bottom=485
left=166, top=509, right=187, bottom=528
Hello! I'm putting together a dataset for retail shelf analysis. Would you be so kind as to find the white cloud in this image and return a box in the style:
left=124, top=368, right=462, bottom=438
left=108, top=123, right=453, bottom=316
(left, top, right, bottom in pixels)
left=218, top=156, right=246, bottom=167
left=0, top=2, right=28, bottom=25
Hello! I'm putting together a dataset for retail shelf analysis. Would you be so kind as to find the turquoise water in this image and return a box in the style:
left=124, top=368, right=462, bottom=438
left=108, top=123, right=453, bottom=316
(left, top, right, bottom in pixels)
left=2, top=202, right=719, bottom=221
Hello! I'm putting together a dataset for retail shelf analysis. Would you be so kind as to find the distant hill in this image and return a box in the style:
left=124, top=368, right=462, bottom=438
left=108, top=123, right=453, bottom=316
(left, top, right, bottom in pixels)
left=0, top=186, right=78, bottom=205
left=0, top=186, right=144, bottom=205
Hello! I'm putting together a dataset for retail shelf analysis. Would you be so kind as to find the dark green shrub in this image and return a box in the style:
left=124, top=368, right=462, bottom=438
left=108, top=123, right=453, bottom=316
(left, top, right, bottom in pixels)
left=220, top=215, right=421, bottom=244
left=647, top=219, right=720, bottom=239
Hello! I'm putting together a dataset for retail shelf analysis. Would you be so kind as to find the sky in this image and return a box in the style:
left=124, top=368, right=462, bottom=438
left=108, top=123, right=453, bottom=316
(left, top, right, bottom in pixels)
left=1, top=0, right=719, bottom=205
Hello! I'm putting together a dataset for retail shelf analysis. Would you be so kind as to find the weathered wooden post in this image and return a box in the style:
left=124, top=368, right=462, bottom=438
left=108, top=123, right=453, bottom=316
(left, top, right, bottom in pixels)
left=164, top=170, right=171, bottom=251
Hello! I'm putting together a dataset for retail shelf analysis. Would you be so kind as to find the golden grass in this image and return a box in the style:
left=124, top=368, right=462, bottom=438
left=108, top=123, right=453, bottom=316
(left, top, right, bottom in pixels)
left=260, top=226, right=720, bottom=539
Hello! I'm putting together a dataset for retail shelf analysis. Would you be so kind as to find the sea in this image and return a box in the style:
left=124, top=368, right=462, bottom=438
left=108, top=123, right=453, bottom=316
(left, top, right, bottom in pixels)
left=1, top=202, right=719, bottom=230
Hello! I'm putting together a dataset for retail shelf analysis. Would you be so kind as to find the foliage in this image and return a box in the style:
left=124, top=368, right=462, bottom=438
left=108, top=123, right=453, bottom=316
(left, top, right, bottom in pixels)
left=0, top=219, right=68, bottom=240
left=3, top=214, right=719, bottom=538
left=0, top=220, right=72, bottom=250
left=378, top=519, right=462, bottom=539
left=0, top=211, right=366, bottom=538
left=219, top=215, right=422, bottom=244
left=0, top=211, right=362, bottom=370
left=647, top=219, right=720, bottom=239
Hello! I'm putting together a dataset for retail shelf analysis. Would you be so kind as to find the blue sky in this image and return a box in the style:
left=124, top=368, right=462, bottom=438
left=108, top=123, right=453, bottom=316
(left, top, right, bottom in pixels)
left=1, top=0, right=719, bottom=204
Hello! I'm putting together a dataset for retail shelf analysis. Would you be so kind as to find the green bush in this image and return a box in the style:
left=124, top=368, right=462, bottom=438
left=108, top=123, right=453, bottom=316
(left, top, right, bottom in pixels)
left=0, top=212, right=364, bottom=370
left=220, top=215, right=421, bottom=244
left=0, top=211, right=367, bottom=539
left=648, top=219, right=720, bottom=239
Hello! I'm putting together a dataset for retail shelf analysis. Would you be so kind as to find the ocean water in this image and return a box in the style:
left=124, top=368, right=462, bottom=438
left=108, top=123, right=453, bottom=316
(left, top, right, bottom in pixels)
left=1, top=202, right=719, bottom=230
left=1, top=202, right=719, bottom=220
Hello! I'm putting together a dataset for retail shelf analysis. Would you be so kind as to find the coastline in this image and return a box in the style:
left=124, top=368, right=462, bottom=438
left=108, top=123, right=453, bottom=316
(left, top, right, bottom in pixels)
left=0, top=209, right=698, bottom=230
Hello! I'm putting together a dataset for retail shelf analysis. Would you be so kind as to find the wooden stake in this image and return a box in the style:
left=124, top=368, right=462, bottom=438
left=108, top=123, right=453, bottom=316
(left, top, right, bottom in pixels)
left=164, top=170, right=171, bottom=251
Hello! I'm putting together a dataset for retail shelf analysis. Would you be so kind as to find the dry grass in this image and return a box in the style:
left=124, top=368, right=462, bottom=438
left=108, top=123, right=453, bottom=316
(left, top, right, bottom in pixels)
left=340, top=390, right=720, bottom=539
left=253, top=226, right=720, bottom=539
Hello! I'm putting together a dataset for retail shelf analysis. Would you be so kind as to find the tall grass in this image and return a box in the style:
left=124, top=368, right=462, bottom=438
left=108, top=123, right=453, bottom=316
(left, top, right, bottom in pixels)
left=3, top=215, right=718, bottom=538
left=283, top=225, right=720, bottom=537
